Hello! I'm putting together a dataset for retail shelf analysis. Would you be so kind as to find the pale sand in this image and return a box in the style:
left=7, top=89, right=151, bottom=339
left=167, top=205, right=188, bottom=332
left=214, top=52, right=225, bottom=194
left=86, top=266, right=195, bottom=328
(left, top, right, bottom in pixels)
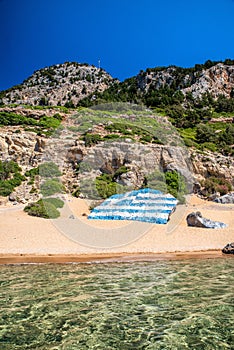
left=0, top=195, right=233, bottom=263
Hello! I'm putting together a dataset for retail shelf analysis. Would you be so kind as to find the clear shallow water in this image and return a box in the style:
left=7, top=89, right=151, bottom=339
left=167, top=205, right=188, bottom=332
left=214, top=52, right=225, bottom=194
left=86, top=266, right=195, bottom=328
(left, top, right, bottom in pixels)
left=0, top=259, right=233, bottom=350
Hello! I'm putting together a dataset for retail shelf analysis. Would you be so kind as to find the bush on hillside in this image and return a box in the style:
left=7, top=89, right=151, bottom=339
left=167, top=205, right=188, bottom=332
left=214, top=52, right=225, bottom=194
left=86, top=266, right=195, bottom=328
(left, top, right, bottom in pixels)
left=39, top=162, right=61, bottom=178
left=165, top=170, right=187, bottom=203
left=0, top=160, right=25, bottom=196
left=24, top=199, right=60, bottom=219
left=40, top=179, right=64, bottom=196
left=95, top=174, right=117, bottom=199
left=42, top=197, right=64, bottom=208
left=202, top=177, right=232, bottom=196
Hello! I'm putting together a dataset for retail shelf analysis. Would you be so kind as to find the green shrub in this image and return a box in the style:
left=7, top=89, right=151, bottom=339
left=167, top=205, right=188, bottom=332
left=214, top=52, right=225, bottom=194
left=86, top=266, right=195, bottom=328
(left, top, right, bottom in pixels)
left=0, top=160, right=24, bottom=196
left=144, top=170, right=168, bottom=193
left=95, top=174, right=117, bottom=199
left=25, top=167, right=39, bottom=178
left=8, top=173, right=25, bottom=187
left=165, top=171, right=187, bottom=201
left=25, top=167, right=39, bottom=184
left=40, top=179, right=64, bottom=196
left=0, top=111, right=61, bottom=134
left=81, top=133, right=102, bottom=147
left=42, top=197, right=64, bottom=208
left=79, top=178, right=99, bottom=199
left=24, top=200, right=60, bottom=219
left=72, top=187, right=80, bottom=198
left=103, top=134, right=120, bottom=141
left=114, top=166, right=129, bottom=178
left=39, top=162, right=61, bottom=178
left=201, top=142, right=217, bottom=152
left=0, top=181, right=14, bottom=196
left=0, top=160, right=21, bottom=180
left=139, top=135, right=152, bottom=143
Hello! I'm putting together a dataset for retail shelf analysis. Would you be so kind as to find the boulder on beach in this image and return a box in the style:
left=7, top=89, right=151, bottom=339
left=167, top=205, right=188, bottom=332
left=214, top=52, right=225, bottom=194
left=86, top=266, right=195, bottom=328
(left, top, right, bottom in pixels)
left=214, top=193, right=234, bottom=204
left=186, top=211, right=227, bottom=229
left=222, top=242, right=234, bottom=254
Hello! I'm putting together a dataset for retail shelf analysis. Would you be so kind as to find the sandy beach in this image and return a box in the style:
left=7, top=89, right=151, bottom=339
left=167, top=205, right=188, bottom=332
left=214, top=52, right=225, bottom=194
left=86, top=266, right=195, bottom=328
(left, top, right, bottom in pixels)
left=0, top=195, right=233, bottom=263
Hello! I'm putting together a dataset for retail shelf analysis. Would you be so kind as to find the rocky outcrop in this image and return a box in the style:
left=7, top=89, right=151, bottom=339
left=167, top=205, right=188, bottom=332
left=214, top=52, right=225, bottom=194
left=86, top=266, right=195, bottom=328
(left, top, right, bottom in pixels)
left=78, top=141, right=193, bottom=192
left=1, top=62, right=116, bottom=107
left=214, top=192, right=234, bottom=204
left=182, top=63, right=234, bottom=99
left=222, top=242, right=234, bottom=254
left=191, top=150, right=234, bottom=186
left=0, top=128, right=42, bottom=166
left=136, top=63, right=234, bottom=101
left=186, top=211, right=227, bottom=229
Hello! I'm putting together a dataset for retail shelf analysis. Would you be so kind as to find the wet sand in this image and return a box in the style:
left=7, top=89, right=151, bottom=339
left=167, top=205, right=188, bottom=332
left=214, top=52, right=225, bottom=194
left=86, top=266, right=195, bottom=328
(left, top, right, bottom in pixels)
left=0, top=250, right=231, bottom=265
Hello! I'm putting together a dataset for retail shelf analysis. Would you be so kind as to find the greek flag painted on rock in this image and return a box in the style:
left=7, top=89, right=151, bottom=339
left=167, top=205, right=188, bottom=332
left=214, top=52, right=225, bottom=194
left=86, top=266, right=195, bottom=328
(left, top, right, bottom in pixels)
left=88, top=188, right=178, bottom=224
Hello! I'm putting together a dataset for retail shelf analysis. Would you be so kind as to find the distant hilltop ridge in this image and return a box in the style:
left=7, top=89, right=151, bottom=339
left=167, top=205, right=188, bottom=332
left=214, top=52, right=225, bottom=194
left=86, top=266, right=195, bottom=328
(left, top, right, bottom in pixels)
left=0, top=62, right=116, bottom=107
left=1, top=59, right=234, bottom=108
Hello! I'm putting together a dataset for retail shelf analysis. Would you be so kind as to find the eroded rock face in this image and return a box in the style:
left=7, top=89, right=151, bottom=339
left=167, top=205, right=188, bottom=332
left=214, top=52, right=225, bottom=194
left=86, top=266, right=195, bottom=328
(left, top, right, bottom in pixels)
left=136, top=63, right=234, bottom=101
left=78, top=141, right=193, bottom=189
left=182, top=64, right=234, bottom=99
left=191, top=150, right=234, bottom=186
left=222, top=242, right=234, bottom=254
left=0, top=126, right=232, bottom=203
left=0, top=128, right=43, bottom=167
left=186, top=211, right=227, bottom=229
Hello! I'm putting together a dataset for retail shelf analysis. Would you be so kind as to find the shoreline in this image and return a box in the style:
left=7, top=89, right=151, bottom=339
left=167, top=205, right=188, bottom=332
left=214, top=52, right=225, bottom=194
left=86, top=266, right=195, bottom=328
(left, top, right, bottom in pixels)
left=0, top=195, right=233, bottom=261
left=0, top=250, right=232, bottom=265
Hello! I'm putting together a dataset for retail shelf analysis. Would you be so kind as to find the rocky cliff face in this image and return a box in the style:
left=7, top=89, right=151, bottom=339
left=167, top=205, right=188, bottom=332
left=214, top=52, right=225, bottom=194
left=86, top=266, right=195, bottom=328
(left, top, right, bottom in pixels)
left=136, top=63, right=234, bottom=100
left=191, top=150, right=234, bottom=185
left=1, top=62, right=116, bottom=107
left=1, top=124, right=233, bottom=203
left=182, top=63, right=234, bottom=99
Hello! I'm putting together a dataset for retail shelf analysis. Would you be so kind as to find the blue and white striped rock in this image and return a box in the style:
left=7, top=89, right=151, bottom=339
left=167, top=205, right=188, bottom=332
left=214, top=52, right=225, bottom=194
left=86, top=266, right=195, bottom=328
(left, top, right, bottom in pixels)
left=88, top=188, right=178, bottom=224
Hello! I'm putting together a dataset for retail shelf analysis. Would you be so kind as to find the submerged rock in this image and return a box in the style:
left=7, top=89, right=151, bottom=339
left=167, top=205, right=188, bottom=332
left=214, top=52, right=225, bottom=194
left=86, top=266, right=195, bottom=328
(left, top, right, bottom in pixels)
left=222, top=242, right=234, bottom=254
left=186, top=211, right=227, bottom=229
left=214, top=193, right=234, bottom=204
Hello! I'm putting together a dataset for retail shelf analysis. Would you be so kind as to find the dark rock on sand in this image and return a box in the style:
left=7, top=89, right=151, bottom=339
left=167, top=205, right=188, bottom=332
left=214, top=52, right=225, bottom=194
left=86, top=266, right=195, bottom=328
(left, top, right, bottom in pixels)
left=186, top=211, right=227, bottom=229
left=222, top=242, right=234, bottom=254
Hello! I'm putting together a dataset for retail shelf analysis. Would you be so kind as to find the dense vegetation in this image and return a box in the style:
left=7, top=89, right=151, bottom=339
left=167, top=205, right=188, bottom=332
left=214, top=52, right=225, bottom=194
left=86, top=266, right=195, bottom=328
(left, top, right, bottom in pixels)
left=0, top=110, right=62, bottom=135
left=24, top=198, right=64, bottom=219
left=24, top=162, right=64, bottom=218
left=0, top=160, right=25, bottom=196
left=144, top=170, right=187, bottom=203
left=68, top=106, right=177, bottom=147
left=201, top=177, right=232, bottom=196
left=77, top=60, right=234, bottom=155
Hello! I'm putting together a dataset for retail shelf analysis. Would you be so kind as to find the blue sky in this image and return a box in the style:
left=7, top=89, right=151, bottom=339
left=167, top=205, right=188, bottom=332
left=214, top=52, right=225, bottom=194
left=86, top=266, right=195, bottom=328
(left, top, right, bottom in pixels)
left=1, top=0, right=234, bottom=90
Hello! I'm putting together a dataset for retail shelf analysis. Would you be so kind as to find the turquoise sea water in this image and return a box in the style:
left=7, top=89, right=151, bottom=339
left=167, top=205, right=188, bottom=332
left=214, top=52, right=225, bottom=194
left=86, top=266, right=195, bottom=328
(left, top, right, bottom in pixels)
left=0, top=259, right=233, bottom=350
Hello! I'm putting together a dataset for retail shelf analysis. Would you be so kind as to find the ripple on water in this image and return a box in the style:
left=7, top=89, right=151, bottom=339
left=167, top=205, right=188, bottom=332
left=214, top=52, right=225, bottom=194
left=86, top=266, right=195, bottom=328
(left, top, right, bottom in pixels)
left=0, top=259, right=233, bottom=349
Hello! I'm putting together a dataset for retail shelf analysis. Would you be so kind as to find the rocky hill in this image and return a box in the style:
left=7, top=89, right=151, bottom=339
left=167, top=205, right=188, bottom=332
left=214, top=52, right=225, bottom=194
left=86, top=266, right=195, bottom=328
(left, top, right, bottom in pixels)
left=137, top=62, right=234, bottom=99
left=78, top=59, right=234, bottom=109
left=0, top=62, right=116, bottom=107
left=0, top=60, right=233, bottom=206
